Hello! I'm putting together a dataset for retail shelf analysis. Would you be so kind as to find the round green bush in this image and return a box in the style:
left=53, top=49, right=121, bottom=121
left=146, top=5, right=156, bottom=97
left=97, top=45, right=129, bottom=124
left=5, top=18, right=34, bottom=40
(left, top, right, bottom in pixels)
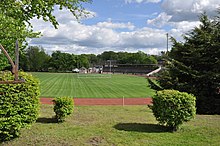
left=53, top=97, right=74, bottom=122
left=150, top=90, right=196, bottom=131
left=0, top=71, right=40, bottom=141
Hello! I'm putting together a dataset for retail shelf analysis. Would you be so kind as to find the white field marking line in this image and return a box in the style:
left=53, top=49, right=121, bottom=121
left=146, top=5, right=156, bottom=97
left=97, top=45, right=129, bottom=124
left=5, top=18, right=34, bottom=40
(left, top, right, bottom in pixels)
left=77, top=74, right=112, bottom=78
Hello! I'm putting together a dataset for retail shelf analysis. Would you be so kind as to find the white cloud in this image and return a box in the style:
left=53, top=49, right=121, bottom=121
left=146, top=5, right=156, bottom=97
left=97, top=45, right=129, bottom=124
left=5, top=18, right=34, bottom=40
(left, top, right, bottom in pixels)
left=162, top=0, right=220, bottom=22
left=96, top=20, right=135, bottom=30
left=118, top=27, right=167, bottom=49
left=146, top=0, right=218, bottom=36
left=171, top=21, right=201, bottom=32
left=146, top=48, right=161, bottom=55
left=125, top=0, right=161, bottom=4
left=169, top=21, right=201, bottom=41
left=147, top=12, right=172, bottom=27
left=30, top=16, right=168, bottom=55
left=53, top=8, right=97, bottom=24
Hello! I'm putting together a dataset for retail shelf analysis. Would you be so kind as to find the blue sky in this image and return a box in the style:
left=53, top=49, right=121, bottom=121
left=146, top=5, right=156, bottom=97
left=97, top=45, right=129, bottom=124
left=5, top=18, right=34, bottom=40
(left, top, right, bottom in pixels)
left=29, top=0, right=220, bottom=55
left=82, top=0, right=162, bottom=28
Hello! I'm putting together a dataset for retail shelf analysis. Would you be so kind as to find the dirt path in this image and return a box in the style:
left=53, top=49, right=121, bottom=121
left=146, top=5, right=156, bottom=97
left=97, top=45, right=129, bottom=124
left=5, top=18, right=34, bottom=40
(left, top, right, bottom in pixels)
left=40, top=97, right=152, bottom=106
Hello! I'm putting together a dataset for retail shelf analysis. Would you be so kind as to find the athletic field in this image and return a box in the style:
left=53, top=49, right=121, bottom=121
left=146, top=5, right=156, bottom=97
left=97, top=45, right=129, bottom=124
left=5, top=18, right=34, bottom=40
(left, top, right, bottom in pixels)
left=31, top=72, right=154, bottom=98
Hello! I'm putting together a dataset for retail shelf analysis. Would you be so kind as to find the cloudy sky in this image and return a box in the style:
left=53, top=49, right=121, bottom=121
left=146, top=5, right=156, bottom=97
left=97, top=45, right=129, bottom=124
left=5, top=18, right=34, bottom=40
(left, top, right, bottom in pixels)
left=29, top=0, right=220, bottom=55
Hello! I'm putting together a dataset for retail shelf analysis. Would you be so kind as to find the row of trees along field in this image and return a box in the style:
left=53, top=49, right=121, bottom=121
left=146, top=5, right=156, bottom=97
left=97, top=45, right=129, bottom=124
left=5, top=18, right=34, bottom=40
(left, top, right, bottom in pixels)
left=19, top=48, right=160, bottom=72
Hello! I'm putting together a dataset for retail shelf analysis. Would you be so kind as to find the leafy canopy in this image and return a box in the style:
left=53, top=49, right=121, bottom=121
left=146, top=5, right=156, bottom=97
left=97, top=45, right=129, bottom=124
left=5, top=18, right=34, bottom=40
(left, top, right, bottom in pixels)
left=158, top=12, right=220, bottom=114
left=0, top=0, right=91, bottom=70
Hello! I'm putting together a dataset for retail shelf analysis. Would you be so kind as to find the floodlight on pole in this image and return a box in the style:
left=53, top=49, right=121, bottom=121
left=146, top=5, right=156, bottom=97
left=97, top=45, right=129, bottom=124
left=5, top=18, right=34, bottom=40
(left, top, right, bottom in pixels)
left=107, top=60, right=111, bottom=74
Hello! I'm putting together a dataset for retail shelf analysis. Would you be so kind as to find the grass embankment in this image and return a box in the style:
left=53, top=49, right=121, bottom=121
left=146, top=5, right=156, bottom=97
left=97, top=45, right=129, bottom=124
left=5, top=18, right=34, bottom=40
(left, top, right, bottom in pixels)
left=31, top=72, right=154, bottom=98
left=2, top=105, right=220, bottom=146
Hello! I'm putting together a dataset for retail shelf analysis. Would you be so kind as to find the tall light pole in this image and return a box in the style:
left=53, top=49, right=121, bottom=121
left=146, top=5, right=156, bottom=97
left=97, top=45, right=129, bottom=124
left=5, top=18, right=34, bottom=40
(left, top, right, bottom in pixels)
left=107, top=60, right=111, bottom=74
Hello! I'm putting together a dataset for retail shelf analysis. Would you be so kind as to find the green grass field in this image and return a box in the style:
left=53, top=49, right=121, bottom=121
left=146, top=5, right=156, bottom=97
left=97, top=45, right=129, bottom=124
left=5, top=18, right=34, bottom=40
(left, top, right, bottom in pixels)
left=31, top=72, right=154, bottom=98
left=2, top=105, right=220, bottom=146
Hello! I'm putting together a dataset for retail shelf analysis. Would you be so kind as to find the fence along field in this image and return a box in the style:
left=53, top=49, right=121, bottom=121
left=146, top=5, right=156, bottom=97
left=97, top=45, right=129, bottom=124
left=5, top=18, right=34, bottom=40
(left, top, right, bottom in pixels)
left=31, top=72, right=154, bottom=98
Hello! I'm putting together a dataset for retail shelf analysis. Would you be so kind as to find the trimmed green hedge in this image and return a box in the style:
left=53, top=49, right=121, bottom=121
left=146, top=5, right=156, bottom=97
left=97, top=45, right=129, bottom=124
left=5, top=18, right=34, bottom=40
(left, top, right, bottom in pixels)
left=149, top=90, right=196, bottom=131
left=0, top=71, right=40, bottom=141
left=53, top=97, right=74, bottom=122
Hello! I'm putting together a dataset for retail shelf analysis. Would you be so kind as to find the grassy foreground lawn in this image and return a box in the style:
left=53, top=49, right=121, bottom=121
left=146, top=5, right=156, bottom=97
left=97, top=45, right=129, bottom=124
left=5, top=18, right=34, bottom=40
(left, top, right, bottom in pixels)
left=2, top=105, right=220, bottom=146
left=31, top=72, right=154, bottom=98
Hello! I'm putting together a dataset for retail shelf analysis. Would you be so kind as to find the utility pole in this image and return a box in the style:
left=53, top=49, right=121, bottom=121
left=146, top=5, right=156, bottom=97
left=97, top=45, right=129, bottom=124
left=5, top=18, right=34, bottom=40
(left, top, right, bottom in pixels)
left=166, top=33, right=169, bottom=53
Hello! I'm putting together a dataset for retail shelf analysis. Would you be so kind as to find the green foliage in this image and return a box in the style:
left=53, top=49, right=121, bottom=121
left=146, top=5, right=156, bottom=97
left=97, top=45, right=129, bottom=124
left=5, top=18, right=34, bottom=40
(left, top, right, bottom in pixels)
left=0, top=13, right=39, bottom=70
left=49, top=51, right=77, bottom=72
left=0, top=71, right=40, bottom=141
left=150, top=90, right=196, bottom=131
left=20, top=49, right=159, bottom=72
left=53, top=97, right=74, bottom=122
left=147, top=78, right=163, bottom=91
left=0, top=0, right=90, bottom=70
left=0, top=0, right=91, bottom=29
left=158, top=12, right=220, bottom=114
left=21, top=46, right=50, bottom=71
left=99, top=51, right=158, bottom=64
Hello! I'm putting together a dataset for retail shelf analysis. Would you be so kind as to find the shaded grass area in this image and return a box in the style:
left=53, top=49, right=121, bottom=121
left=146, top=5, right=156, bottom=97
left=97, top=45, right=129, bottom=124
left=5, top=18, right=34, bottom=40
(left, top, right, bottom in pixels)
left=31, top=72, right=155, bottom=98
left=2, top=105, right=220, bottom=146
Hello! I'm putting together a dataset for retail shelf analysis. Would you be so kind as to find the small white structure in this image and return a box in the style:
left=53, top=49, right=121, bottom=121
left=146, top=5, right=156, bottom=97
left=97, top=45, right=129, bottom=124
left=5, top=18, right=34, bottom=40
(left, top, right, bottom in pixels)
left=79, top=67, right=87, bottom=74
left=72, top=68, right=79, bottom=73
left=88, top=68, right=93, bottom=73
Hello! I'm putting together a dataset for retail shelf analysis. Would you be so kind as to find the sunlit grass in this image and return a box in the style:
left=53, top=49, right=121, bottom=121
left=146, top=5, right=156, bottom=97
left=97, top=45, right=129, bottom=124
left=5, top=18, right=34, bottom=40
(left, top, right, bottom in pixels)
left=2, top=105, right=220, bottom=146
left=31, top=72, right=155, bottom=98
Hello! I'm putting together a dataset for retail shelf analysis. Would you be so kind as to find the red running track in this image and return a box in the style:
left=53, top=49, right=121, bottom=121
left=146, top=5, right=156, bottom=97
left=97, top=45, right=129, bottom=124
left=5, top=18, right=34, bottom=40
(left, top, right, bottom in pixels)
left=40, top=97, right=152, bottom=106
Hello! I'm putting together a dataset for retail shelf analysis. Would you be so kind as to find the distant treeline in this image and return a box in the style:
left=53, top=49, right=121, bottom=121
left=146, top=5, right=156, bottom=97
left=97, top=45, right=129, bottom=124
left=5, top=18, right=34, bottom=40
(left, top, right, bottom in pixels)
left=19, top=46, right=165, bottom=72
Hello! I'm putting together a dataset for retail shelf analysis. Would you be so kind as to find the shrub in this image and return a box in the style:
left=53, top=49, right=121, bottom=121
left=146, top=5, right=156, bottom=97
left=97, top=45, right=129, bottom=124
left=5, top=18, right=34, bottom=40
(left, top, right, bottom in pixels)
left=0, top=71, right=40, bottom=141
left=149, top=90, right=196, bottom=131
left=53, top=97, right=74, bottom=122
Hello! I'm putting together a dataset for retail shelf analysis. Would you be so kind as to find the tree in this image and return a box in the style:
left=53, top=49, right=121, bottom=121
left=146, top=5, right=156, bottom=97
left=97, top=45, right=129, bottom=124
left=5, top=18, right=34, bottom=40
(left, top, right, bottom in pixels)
left=84, top=54, right=99, bottom=67
left=0, top=0, right=90, bottom=70
left=22, top=46, right=50, bottom=71
left=99, top=51, right=118, bottom=61
left=158, top=12, right=220, bottom=114
left=78, top=54, right=90, bottom=68
left=49, top=51, right=76, bottom=72
left=0, top=13, right=38, bottom=70
left=0, top=0, right=91, bottom=29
